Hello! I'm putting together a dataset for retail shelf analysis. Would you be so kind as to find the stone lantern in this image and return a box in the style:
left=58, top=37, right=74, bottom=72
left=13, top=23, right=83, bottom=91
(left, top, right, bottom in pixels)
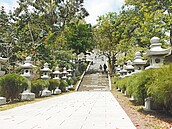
left=133, top=51, right=146, bottom=72
left=53, top=66, right=61, bottom=80
left=67, top=67, right=73, bottom=89
left=51, top=66, right=62, bottom=95
left=67, top=67, right=72, bottom=79
left=0, top=56, right=8, bottom=105
left=145, top=37, right=171, bottom=69
left=0, top=57, right=8, bottom=76
left=40, top=62, right=51, bottom=79
left=62, top=67, right=68, bottom=80
left=115, top=65, right=121, bottom=76
left=40, top=63, right=51, bottom=97
left=125, top=60, right=134, bottom=76
left=119, top=65, right=127, bottom=78
left=20, top=56, right=35, bottom=101
left=21, top=56, right=34, bottom=80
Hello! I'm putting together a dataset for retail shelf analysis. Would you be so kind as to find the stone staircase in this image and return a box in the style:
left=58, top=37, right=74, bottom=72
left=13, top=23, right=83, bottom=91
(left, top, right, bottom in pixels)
left=78, top=71, right=109, bottom=91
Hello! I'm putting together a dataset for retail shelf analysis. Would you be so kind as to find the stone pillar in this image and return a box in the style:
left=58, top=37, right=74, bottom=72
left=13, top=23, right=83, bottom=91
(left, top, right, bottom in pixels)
left=20, top=56, right=35, bottom=100
left=144, top=97, right=152, bottom=111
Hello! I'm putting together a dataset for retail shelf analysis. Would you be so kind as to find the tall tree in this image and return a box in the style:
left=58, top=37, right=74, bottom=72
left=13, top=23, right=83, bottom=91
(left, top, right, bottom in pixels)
left=125, top=0, right=172, bottom=46
left=65, top=20, right=94, bottom=56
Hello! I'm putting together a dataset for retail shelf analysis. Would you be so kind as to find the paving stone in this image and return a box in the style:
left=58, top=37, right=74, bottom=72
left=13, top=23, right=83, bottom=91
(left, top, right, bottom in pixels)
left=0, top=92, right=136, bottom=129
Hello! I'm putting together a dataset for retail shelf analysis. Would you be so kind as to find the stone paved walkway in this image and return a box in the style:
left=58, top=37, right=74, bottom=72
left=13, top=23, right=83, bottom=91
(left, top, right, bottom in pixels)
left=0, top=52, right=136, bottom=129
left=0, top=92, right=136, bottom=129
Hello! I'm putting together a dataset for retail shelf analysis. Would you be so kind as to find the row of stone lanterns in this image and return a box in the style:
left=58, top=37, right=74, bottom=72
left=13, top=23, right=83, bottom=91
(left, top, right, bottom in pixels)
left=115, top=36, right=171, bottom=111
left=20, top=58, right=74, bottom=99
left=0, top=56, right=8, bottom=105
left=116, top=37, right=171, bottom=78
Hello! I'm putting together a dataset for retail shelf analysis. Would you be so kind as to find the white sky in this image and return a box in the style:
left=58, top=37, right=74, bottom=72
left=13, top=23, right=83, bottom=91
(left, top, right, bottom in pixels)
left=0, top=0, right=125, bottom=25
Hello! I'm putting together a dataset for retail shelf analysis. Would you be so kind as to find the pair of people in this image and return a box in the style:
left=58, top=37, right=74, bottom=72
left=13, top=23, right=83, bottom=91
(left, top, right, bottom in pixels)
left=99, top=63, right=107, bottom=73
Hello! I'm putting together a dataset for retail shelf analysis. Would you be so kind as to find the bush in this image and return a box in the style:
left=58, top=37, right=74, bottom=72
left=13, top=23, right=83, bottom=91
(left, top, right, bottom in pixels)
left=115, top=69, right=154, bottom=104
left=146, top=64, right=172, bottom=113
left=31, top=79, right=49, bottom=97
left=59, top=80, right=68, bottom=92
left=0, top=73, right=30, bottom=102
left=67, top=78, right=74, bottom=86
left=131, top=70, right=154, bottom=104
left=48, top=79, right=60, bottom=92
left=114, top=64, right=172, bottom=113
left=78, top=62, right=87, bottom=73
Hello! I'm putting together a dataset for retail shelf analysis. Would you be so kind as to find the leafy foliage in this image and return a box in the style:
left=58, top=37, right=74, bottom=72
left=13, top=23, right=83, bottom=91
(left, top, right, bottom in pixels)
left=31, top=79, right=50, bottom=97
left=114, top=64, right=172, bottom=112
left=59, top=80, right=68, bottom=92
left=48, top=79, right=60, bottom=92
left=65, top=21, right=94, bottom=55
left=0, top=73, right=29, bottom=101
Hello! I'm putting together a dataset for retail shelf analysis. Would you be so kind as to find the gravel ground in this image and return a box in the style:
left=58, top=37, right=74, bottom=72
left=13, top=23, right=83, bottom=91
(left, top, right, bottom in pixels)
left=111, top=87, right=172, bottom=129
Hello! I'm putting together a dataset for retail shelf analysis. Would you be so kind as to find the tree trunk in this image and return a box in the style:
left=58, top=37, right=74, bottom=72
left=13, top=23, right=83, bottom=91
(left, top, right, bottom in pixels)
left=170, top=24, right=172, bottom=47
left=108, top=55, right=112, bottom=74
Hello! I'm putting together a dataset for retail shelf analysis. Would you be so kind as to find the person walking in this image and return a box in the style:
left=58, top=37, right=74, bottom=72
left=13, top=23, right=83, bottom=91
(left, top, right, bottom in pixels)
left=103, top=63, right=107, bottom=73
left=99, top=64, right=102, bottom=72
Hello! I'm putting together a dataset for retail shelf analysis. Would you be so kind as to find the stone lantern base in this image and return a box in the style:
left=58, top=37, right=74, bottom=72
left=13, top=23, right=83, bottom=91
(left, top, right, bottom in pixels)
left=54, top=88, right=61, bottom=95
left=19, top=90, right=35, bottom=101
left=0, top=97, right=6, bottom=105
left=41, top=88, right=51, bottom=97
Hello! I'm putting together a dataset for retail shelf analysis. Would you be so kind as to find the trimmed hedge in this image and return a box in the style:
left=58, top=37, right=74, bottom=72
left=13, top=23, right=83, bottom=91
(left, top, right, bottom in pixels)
left=31, top=79, right=50, bottom=97
left=0, top=73, right=30, bottom=102
left=48, top=79, right=60, bottom=92
left=114, top=64, right=172, bottom=113
left=59, top=80, right=68, bottom=92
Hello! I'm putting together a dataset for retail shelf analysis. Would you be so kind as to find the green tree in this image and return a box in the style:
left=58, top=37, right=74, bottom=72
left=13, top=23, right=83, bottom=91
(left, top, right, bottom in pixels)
left=65, top=20, right=94, bottom=55
left=125, top=0, right=171, bottom=46
left=0, top=6, right=15, bottom=58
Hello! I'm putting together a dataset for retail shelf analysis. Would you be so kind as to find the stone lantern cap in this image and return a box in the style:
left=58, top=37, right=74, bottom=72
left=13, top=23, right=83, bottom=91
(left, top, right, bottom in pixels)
left=0, top=57, right=8, bottom=63
left=67, top=68, right=72, bottom=72
left=40, top=63, right=51, bottom=72
left=133, top=52, right=147, bottom=65
left=125, top=60, right=134, bottom=70
left=21, top=56, right=34, bottom=68
left=119, top=65, right=127, bottom=73
left=145, top=37, right=171, bottom=56
left=53, top=66, right=61, bottom=74
left=62, top=67, right=68, bottom=74
left=116, top=65, right=121, bottom=71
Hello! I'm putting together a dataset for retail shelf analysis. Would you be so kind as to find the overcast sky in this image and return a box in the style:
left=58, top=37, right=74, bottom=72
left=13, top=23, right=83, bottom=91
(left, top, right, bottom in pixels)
left=0, top=0, right=125, bottom=25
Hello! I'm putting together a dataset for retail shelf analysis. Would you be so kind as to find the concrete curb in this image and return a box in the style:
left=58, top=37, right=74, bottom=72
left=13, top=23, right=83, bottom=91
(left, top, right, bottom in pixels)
left=108, top=71, right=112, bottom=91
left=75, top=61, right=91, bottom=91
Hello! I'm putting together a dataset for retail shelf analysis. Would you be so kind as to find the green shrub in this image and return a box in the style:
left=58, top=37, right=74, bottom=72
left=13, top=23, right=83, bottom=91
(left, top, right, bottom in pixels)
left=72, top=77, right=78, bottom=85
left=48, top=79, right=60, bottom=92
left=131, top=70, right=154, bottom=104
left=31, top=79, right=49, bottom=97
left=0, top=73, right=30, bottom=102
left=146, top=64, right=172, bottom=113
left=78, top=62, right=87, bottom=73
left=115, top=69, right=154, bottom=104
left=67, top=78, right=74, bottom=86
left=59, top=80, right=68, bottom=92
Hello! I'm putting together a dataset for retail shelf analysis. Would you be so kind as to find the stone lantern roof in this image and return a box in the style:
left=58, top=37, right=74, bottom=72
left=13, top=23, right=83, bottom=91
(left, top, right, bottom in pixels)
left=119, top=65, right=127, bottom=73
left=40, top=63, right=51, bottom=72
left=0, top=57, right=9, bottom=76
left=62, top=67, right=68, bottom=74
left=21, top=56, right=35, bottom=68
left=53, top=66, right=61, bottom=74
left=133, top=52, right=146, bottom=65
left=125, top=60, right=134, bottom=70
left=145, top=37, right=171, bottom=56
left=67, top=68, right=72, bottom=73
left=0, top=57, right=8, bottom=63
